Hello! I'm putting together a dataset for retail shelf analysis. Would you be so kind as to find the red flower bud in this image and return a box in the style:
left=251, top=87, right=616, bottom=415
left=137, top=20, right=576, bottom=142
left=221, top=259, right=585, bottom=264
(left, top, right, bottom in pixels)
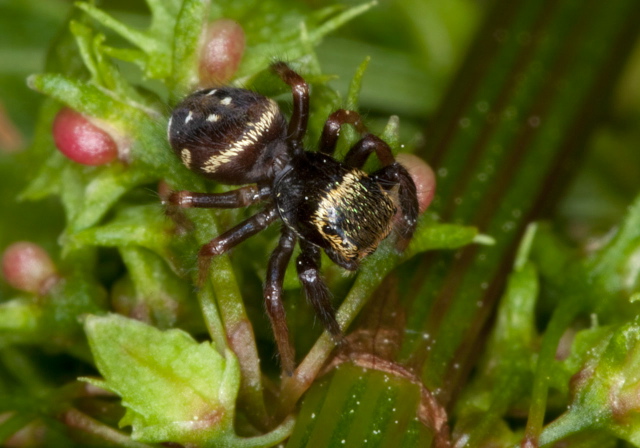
left=2, top=241, right=57, bottom=294
left=199, top=19, right=246, bottom=86
left=397, top=153, right=436, bottom=214
left=52, top=108, right=118, bottom=166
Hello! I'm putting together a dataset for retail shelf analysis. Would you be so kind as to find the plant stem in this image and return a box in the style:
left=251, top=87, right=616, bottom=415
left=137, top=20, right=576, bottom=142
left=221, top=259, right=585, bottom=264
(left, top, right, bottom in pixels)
left=60, top=408, right=154, bottom=448
left=0, top=412, right=35, bottom=445
left=191, top=209, right=268, bottom=427
left=279, top=249, right=400, bottom=416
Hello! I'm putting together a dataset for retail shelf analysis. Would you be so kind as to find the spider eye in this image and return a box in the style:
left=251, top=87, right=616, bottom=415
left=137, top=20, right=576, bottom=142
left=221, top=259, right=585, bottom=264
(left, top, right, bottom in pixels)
left=322, top=224, right=337, bottom=235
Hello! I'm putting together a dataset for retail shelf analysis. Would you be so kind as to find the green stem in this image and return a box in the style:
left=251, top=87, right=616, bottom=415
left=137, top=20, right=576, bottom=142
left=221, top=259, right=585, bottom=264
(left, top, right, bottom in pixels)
left=0, top=412, right=35, bottom=445
left=191, top=209, right=268, bottom=426
left=60, top=408, right=154, bottom=448
left=209, top=256, right=268, bottom=422
left=307, top=1, right=378, bottom=45
left=214, top=416, right=296, bottom=448
left=280, top=248, right=400, bottom=415
left=187, top=205, right=267, bottom=426
left=197, top=281, right=228, bottom=356
left=523, top=300, right=580, bottom=445
left=0, top=347, right=48, bottom=391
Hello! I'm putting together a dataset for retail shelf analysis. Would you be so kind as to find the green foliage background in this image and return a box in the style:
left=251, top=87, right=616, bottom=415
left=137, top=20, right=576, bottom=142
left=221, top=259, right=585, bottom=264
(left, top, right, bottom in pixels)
left=1, top=0, right=640, bottom=447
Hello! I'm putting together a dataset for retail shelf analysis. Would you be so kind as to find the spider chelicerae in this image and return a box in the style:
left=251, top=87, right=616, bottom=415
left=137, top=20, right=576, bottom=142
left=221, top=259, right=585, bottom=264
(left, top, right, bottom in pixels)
left=166, top=62, right=419, bottom=373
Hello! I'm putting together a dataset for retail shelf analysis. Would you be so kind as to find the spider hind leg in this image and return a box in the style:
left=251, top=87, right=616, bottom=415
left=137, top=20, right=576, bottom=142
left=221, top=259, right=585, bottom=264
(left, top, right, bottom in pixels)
left=297, top=241, right=342, bottom=338
left=264, top=228, right=298, bottom=375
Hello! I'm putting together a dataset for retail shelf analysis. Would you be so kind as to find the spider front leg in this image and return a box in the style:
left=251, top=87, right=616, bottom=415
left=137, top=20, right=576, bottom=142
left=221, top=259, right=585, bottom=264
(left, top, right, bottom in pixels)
left=271, top=62, right=309, bottom=152
left=343, top=133, right=396, bottom=168
left=297, top=240, right=342, bottom=338
left=370, top=160, right=419, bottom=250
left=265, top=228, right=298, bottom=375
left=198, top=206, right=279, bottom=284
left=319, top=109, right=366, bottom=156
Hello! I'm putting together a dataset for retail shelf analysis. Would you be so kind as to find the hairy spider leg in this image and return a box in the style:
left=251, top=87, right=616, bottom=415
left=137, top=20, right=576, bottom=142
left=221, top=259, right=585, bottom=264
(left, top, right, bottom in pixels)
left=319, top=109, right=366, bottom=155
left=343, top=133, right=396, bottom=168
left=197, top=206, right=279, bottom=284
left=296, top=240, right=342, bottom=338
left=265, top=228, right=298, bottom=375
left=271, top=62, right=309, bottom=153
left=166, top=184, right=272, bottom=209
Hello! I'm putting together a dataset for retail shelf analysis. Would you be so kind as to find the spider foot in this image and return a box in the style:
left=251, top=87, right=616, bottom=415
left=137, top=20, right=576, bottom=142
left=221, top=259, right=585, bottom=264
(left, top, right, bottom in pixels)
left=265, top=285, right=296, bottom=375
left=277, top=337, right=296, bottom=377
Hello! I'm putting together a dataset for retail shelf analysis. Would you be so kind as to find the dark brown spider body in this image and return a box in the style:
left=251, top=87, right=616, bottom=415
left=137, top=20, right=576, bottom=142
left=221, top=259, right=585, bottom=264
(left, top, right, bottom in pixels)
left=274, top=151, right=397, bottom=270
left=168, top=87, right=288, bottom=184
left=166, top=62, right=418, bottom=374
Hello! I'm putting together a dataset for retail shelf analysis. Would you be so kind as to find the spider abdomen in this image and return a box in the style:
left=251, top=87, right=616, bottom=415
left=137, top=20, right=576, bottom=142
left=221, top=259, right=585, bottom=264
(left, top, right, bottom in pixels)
left=168, top=87, right=288, bottom=184
left=274, top=152, right=396, bottom=269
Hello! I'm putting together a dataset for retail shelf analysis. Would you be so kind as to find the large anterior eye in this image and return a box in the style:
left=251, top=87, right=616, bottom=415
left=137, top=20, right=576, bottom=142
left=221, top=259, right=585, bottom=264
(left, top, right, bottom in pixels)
left=322, top=224, right=338, bottom=235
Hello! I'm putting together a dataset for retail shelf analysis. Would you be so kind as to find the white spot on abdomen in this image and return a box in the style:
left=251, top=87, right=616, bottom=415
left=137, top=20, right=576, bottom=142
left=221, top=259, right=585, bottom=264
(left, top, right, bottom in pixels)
left=221, top=97, right=232, bottom=106
left=185, top=111, right=193, bottom=124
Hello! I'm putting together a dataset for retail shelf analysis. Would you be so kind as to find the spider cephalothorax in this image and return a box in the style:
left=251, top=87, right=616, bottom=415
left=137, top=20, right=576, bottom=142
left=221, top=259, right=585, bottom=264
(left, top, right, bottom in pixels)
left=166, top=62, right=419, bottom=373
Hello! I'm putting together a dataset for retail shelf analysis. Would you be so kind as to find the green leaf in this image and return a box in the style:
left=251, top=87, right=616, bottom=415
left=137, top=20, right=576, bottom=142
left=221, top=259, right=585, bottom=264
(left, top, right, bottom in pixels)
left=69, top=20, right=153, bottom=107
left=118, top=246, right=197, bottom=330
left=405, top=220, right=480, bottom=259
left=75, top=0, right=181, bottom=80
left=66, top=204, right=173, bottom=256
left=589, top=193, right=640, bottom=301
left=68, top=166, right=154, bottom=235
left=288, top=363, right=433, bottom=448
left=83, top=313, right=240, bottom=444
left=0, top=299, right=42, bottom=345
left=27, top=72, right=149, bottom=129
left=455, top=261, right=538, bottom=446
left=168, top=0, right=212, bottom=100
left=540, top=318, right=640, bottom=446
left=235, top=2, right=377, bottom=82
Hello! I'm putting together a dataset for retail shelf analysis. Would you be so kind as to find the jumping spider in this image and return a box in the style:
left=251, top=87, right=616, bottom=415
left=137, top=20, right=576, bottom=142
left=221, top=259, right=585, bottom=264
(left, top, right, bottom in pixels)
left=166, top=62, right=419, bottom=373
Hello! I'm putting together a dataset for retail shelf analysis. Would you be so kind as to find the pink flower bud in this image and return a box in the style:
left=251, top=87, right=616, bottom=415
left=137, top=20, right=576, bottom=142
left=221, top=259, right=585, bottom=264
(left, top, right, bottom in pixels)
left=2, top=241, right=57, bottom=294
left=52, top=108, right=118, bottom=166
left=199, top=19, right=246, bottom=86
left=397, top=153, right=436, bottom=214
